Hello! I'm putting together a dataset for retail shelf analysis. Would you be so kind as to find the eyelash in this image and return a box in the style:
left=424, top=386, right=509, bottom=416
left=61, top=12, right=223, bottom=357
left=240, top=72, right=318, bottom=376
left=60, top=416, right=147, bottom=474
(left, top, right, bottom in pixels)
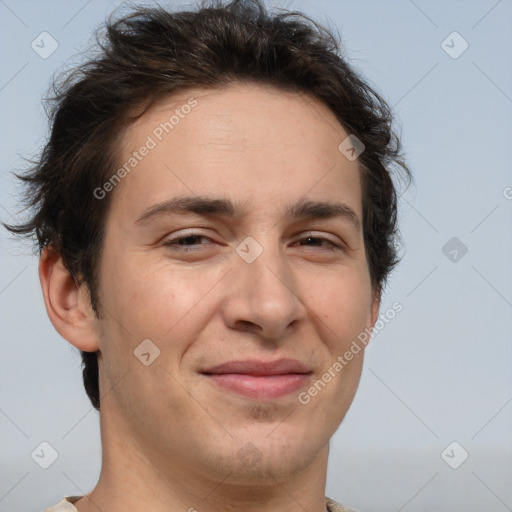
left=162, top=231, right=344, bottom=252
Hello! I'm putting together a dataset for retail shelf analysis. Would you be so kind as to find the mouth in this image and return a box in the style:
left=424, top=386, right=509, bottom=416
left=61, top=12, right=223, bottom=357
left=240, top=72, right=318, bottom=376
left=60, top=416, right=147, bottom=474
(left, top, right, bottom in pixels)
left=200, top=358, right=313, bottom=400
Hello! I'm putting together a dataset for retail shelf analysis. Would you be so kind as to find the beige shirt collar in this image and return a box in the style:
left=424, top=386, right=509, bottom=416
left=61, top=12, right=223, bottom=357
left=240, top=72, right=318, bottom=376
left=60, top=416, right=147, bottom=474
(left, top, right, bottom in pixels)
left=44, top=496, right=359, bottom=512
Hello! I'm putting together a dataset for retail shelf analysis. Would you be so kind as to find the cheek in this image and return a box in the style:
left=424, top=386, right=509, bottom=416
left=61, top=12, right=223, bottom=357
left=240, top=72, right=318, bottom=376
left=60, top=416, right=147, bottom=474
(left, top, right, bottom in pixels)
left=306, top=268, right=373, bottom=349
left=96, top=255, right=217, bottom=406
left=98, top=252, right=227, bottom=342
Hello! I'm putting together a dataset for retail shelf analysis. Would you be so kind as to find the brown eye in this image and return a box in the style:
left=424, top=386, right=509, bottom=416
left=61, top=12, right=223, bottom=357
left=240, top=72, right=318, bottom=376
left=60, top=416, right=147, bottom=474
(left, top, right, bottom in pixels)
left=295, top=235, right=343, bottom=250
left=162, top=232, right=214, bottom=251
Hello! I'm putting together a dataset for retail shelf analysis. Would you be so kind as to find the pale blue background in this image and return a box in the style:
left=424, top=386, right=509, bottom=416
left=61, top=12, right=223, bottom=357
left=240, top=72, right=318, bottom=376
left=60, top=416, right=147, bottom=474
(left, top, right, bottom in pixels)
left=1, top=1, right=511, bottom=511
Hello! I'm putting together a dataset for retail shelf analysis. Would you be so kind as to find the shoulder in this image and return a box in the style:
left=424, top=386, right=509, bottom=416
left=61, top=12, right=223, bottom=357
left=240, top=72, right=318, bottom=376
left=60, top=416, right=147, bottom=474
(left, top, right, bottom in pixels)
left=326, top=496, right=361, bottom=512
left=43, top=496, right=81, bottom=512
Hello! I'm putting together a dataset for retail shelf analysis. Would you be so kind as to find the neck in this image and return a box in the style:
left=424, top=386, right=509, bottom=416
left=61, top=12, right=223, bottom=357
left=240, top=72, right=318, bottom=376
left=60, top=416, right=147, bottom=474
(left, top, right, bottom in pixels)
left=75, top=404, right=330, bottom=512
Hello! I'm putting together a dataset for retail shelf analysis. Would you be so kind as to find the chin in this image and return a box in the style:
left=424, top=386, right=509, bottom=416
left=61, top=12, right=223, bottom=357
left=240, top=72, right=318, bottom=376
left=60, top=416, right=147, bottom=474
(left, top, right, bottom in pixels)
left=229, top=445, right=323, bottom=486
left=205, top=427, right=326, bottom=485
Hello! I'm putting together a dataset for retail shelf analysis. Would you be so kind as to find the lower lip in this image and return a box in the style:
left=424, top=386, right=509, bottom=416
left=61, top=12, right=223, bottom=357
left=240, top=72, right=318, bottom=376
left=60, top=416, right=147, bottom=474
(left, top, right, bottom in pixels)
left=204, top=373, right=311, bottom=399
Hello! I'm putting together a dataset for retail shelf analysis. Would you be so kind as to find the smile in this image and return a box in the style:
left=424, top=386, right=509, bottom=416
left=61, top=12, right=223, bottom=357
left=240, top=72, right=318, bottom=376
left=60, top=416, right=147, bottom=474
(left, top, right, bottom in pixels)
left=201, top=358, right=313, bottom=399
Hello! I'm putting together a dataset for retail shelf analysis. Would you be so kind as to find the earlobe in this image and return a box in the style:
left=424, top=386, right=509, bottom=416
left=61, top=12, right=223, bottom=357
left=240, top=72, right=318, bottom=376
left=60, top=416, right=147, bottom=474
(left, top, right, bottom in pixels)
left=39, top=246, right=100, bottom=352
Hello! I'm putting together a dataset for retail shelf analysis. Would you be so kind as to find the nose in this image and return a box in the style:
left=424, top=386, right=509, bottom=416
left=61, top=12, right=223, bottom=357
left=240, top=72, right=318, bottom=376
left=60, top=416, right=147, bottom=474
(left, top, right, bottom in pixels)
left=220, top=238, right=307, bottom=341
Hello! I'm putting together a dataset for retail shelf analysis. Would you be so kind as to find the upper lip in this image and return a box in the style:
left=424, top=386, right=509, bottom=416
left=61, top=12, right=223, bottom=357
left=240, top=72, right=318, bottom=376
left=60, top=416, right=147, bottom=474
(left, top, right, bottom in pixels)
left=201, top=358, right=312, bottom=376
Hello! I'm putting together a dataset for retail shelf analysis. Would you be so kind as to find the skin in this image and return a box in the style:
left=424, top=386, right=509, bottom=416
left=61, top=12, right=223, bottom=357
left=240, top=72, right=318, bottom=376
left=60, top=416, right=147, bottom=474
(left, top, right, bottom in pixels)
left=40, top=82, right=380, bottom=512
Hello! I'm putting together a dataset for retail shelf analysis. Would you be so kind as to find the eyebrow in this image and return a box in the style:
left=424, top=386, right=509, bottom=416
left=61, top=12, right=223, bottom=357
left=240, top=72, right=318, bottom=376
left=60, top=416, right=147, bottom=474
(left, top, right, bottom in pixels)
left=136, top=195, right=361, bottom=233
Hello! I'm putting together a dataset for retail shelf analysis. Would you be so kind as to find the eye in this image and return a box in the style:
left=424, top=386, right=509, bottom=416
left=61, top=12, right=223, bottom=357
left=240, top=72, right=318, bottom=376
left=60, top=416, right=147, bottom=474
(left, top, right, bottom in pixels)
left=294, top=234, right=343, bottom=251
left=162, top=231, right=214, bottom=251
left=162, top=231, right=344, bottom=253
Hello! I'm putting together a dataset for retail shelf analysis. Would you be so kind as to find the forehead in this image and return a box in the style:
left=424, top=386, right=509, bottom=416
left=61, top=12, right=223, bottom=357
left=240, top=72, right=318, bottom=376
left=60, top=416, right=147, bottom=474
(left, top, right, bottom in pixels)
left=113, top=82, right=362, bottom=222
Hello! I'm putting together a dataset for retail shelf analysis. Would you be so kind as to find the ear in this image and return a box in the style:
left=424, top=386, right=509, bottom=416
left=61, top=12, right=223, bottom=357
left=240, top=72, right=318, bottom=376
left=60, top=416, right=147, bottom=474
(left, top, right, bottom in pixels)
left=39, top=246, right=100, bottom=352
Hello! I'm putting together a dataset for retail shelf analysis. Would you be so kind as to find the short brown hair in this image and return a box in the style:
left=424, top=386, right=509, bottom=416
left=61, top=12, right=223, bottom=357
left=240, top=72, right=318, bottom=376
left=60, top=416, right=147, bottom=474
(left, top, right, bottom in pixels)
left=5, top=0, right=411, bottom=410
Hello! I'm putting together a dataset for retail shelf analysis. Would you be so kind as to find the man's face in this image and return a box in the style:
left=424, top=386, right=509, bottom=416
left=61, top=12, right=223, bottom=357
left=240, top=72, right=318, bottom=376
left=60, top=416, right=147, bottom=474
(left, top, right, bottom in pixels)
left=93, top=83, right=379, bottom=484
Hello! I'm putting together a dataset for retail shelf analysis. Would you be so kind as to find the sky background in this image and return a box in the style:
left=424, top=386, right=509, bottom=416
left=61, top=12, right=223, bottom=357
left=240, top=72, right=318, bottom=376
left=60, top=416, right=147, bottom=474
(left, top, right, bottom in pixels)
left=0, top=1, right=511, bottom=511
